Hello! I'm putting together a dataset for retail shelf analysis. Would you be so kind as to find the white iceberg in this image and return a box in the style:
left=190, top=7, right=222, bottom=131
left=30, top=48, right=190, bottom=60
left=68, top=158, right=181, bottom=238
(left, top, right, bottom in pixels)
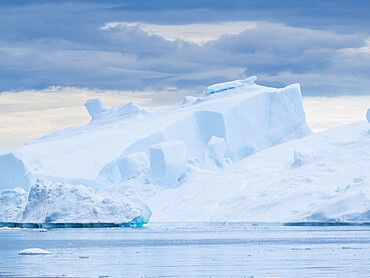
left=0, top=76, right=310, bottom=190
left=1, top=76, right=367, bottom=225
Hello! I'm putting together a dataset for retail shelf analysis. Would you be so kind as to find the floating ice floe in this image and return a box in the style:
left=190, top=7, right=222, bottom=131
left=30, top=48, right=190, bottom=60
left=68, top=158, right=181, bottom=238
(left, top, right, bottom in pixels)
left=19, top=248, right=51, bottom=255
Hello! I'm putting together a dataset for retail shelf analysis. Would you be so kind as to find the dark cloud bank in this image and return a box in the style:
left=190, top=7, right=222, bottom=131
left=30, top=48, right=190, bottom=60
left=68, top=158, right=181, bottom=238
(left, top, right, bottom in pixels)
left=0, top=0, right=369, bottom=96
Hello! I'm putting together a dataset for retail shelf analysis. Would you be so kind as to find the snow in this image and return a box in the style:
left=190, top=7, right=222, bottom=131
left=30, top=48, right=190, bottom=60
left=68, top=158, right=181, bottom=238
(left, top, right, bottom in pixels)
left=0, top=76, right=368, bottom=225
left=19, top=248, right=51, bottom=255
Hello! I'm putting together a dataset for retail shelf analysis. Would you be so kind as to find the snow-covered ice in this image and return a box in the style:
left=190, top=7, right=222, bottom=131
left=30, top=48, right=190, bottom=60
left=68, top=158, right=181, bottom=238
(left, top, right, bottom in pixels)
left=0, top=76, right=368, bottom=225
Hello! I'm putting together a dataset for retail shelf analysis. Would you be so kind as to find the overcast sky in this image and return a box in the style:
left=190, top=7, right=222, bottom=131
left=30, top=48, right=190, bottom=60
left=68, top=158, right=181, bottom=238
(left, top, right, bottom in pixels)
left=0, top=0, right=369, bottom=96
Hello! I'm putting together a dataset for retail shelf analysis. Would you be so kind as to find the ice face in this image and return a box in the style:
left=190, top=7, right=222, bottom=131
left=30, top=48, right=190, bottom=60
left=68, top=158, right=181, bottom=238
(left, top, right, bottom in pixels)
left=205, top=136, right=227, bottom=168
left=149, top=141, right=187, bottom=188
left=0, top=153, right=30, bottom=190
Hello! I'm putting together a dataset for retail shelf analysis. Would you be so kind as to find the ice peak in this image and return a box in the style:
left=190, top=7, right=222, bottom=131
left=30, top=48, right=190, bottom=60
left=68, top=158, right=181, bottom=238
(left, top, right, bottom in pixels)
left=85, top=99, right=147, bottom=122
left=85, top=98, right=106, bottom=119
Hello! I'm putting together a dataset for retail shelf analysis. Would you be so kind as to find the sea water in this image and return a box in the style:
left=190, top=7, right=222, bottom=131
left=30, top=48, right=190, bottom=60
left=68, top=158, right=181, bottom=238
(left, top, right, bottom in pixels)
left=0, top=223, right=369, bottom=277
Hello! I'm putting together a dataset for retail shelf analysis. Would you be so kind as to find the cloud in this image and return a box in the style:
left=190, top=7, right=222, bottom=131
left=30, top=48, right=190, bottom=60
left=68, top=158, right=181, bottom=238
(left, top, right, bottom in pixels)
left=100, top=21, right=257, bottom=44
left=0, top=1, right=369, bottom=96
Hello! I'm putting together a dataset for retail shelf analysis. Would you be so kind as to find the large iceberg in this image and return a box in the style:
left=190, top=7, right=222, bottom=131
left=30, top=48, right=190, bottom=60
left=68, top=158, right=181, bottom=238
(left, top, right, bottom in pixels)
left=0, top=76, right=310, bottom=190
left=2, top=75, right=368, bottom=225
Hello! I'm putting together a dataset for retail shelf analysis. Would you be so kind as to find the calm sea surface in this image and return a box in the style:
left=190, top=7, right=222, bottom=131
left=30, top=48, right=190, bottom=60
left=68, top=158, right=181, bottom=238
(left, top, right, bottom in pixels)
left=0, top=223, right=369, bottom=277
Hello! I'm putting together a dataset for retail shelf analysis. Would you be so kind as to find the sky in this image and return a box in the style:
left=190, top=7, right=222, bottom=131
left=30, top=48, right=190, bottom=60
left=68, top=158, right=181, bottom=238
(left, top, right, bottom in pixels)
left=1, top=0, right=369, bottom=95
left=0, top=0, right=369, bottom=149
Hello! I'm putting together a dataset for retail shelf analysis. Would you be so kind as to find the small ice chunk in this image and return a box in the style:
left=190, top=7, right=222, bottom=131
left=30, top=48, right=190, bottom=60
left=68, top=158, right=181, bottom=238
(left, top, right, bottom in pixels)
left=366, top=108, right=370, bottom=123
left=85, top=98, right=106, bottom=119
left=0, top=227, right=23, bottom=231
left=19, top=248, right=51, bottom=255
left=149, top=141, right=187, bottom=187
left=117, top=102, right=144, bottom=115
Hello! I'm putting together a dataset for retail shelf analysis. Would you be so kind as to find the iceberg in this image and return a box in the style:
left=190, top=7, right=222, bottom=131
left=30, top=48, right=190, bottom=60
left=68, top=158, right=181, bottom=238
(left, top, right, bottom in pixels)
left=0, top=179, right=151, bottom=226
left=1, top=76, right=367, bottom=225
left=0, top=76, right=310, bottom=191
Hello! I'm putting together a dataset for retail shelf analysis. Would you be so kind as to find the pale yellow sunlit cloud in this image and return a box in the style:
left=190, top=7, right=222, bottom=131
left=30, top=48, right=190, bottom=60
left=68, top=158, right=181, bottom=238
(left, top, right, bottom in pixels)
left=100, top=21, right=257, bottom=44
left=302, top=96, right=370, bottom=132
